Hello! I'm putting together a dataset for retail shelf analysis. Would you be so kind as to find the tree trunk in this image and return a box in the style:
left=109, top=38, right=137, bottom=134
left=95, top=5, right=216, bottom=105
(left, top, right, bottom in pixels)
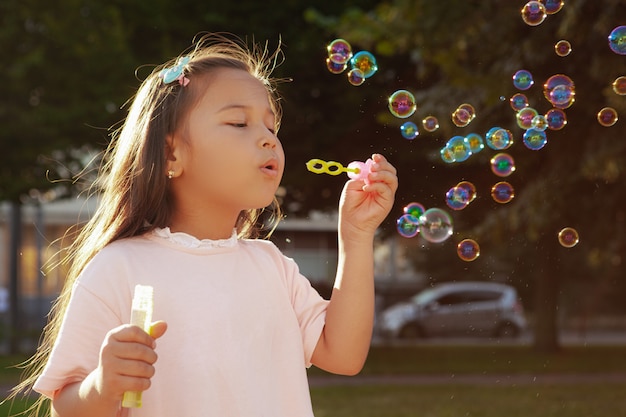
left=533, top=237, right=561, bottom=352
left=8, top=200, right=22, bottom=354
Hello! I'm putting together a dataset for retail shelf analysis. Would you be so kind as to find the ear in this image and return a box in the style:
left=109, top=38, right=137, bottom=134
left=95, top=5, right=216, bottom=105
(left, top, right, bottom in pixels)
left=165, top=134, right=184, bottom=178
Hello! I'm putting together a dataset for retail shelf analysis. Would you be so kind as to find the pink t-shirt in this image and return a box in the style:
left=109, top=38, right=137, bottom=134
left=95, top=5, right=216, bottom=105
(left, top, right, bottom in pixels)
left=34, top=229, right=329, bottom=417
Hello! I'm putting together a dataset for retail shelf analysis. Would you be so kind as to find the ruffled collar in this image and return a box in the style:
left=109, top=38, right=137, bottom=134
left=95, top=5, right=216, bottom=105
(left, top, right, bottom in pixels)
left=152, top=227, right=238, bottom=249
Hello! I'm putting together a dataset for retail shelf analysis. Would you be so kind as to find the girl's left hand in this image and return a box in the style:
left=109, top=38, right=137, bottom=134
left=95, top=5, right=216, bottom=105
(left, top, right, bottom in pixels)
left=338, top=153, right=398, bottom=239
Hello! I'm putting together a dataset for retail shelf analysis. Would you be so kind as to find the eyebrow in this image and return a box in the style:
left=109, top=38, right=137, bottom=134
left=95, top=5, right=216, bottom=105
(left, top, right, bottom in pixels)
left=217, top=104, right=275, bottom=119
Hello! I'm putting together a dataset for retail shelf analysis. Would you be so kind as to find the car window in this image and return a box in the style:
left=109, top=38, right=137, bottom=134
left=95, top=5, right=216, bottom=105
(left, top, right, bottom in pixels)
left=436, top=293, right=466, bottom=306
left=462, top=290, right=502, bottom=303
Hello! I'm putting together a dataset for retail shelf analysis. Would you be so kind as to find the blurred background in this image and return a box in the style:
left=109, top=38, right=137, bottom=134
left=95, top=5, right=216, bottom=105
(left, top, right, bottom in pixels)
left=1, top=0, right=625, bottom=358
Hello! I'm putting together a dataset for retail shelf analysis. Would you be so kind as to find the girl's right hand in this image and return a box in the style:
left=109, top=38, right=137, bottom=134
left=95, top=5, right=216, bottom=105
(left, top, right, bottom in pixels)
left=92, top=321, right=168, bottom=403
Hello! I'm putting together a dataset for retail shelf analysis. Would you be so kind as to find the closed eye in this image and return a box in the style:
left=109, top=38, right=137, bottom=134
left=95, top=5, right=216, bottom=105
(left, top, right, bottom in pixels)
left=228, top=122, right=247, bottom=128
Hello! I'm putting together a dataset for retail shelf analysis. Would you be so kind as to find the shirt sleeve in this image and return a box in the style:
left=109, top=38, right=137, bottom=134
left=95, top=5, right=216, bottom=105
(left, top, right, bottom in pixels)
left=33, top=255, right=130, bottom=399
left=277, top=252, right=329, bottom=368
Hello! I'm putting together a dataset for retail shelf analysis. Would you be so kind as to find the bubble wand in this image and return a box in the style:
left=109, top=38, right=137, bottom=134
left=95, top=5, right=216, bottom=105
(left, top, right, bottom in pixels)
left=306, top=158, right=373, bottom=184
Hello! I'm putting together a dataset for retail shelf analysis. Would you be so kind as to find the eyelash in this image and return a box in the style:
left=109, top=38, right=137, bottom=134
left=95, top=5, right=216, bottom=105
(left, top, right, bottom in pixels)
left=228, top=123, right=276, bottom=135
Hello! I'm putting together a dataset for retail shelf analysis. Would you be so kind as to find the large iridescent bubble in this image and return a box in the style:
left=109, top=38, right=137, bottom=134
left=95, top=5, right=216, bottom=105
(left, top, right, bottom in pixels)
left=418, top=208, right=454, bottom=243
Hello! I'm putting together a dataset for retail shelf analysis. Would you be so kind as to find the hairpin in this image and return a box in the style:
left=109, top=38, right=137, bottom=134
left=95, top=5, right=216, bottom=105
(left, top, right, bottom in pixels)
left=159, top=56, right=191, bottom=86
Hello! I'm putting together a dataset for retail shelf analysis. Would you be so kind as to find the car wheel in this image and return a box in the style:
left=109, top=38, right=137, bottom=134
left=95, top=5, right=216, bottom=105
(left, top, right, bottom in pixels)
left=399, top=323, right=426, bottom=339
left=495, top=322, right=519, bottom=338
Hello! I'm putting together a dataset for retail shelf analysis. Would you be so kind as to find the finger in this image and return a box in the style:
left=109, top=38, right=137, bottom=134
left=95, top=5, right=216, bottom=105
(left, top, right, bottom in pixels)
left=367, top=171, right=398, bottom=192
left=114, top=324, right=156, bottom=346
left=115, top=357, right=157, bottom=380
left=371, top=154, right=397, bottom=175
left=149, top=321, right=168, bottom=340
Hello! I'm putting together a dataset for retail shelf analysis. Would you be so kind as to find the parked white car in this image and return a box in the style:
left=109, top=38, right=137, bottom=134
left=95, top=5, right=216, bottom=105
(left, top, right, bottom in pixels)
left=378, top=281, right=527, bottom=339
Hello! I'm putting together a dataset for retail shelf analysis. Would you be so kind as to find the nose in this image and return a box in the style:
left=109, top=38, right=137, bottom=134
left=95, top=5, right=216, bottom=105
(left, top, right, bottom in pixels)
left=260, top=127, right=278, bottom=149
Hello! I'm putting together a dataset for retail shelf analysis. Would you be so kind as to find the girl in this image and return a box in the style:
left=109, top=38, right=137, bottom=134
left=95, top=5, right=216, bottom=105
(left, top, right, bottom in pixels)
left=17, top=34, right=397, bottom=416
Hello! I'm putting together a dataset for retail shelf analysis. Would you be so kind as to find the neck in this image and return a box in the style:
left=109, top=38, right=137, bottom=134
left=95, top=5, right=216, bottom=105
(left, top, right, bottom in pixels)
left=168, top=204, right=240, bottom=241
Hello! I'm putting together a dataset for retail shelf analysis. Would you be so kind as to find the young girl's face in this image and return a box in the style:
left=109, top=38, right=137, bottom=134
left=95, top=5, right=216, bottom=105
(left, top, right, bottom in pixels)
left=172, top=68, right=284, bottom=213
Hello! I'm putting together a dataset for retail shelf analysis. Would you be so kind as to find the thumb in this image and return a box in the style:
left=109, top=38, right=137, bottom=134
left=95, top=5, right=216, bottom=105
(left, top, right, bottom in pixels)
left=149, top=320, right=168, bottom=340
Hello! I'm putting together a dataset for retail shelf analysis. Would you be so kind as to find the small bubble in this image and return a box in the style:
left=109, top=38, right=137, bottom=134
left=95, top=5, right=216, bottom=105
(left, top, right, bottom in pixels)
left=513, top=69, right=534, bottom=90
left=554, top=40, right=572, bottom=57
left=490, top=153, right=516, bottom=177
left=347, top=69, right=365, bottom=86
left=397, top=214, right=420, bottom=238
left=446, top=136, right=472, bottom=162
left=558, top=227, right=579, bottom=248
left=521, top=1, right=547, bottom=26
left=545, top=108, right=567, bottom=130
left=326, top=57, right=347, bottom=74
left=400, top=121, right=419, bottom=140
left=446, top=186, right=471, bottom=211
left=327, top=39, right=353, bottom=65
left=418, top=208, right=454, bottom=243
left=465, top=133, right=484, bottom=154
left=608, top=26, right=626, bottom=55
left=612, top=76, right=626, bottom=96
left=422, top=116, right=440, bottom=132
left=517, top=107, right=539, bottom=130
left=456, top=181, right=477, bottom=202
left=491, top=181, right=515, bottom=204
left=597, top=107, right=618, bottom=127
left=510, top=93, right=529, bottom=111
left=523, top=128, right=548, bottom=150
left=388, top=90, right=417, bottom=118
left=403, top=202, right=426, bottom=218
left=457, top=239, right=480, bottom=262
left=350, top=51, right=378, bottom=78
left=540, top=0, right=564, bottom=14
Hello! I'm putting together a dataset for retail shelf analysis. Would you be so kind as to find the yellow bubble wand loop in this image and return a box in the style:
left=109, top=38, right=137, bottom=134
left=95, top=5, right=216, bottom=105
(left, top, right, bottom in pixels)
left=306, top=159, right=361, bottom=176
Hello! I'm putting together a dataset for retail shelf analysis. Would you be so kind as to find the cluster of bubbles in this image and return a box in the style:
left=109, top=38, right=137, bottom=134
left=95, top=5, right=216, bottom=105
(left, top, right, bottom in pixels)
left=325, top=39, right=378, bottom=86
left=446, top=181, right=477, bottom=211
left=396, top=202, right=454, bottom=243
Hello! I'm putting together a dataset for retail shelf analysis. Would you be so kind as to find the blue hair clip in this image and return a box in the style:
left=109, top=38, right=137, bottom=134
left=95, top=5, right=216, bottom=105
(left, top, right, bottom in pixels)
left=159, top=56, right=191, bottom=86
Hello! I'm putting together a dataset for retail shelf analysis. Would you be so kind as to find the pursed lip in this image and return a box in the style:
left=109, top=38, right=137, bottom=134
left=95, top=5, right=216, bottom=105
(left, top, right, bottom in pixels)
left=260, top=157, right=280, bottom=177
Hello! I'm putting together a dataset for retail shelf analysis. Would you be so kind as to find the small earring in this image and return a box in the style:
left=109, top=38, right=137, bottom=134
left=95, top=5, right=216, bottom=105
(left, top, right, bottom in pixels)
left=167, top=170, right=174, bottom=179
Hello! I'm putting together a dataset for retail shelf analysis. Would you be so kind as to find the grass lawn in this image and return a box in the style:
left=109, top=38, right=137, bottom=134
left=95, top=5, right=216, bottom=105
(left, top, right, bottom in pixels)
left=2, top=344, right=626, bottom=416
left=311, top=383, right=626, bottom=417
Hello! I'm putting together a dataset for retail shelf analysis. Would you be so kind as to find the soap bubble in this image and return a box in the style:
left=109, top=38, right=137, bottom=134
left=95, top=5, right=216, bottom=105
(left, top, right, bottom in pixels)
left=397, top=214, right=419, bottom=238
left=389, top=90, right=417, bottom=118
left=490, top=153, right=516, bottom=177
left=597, top=107, right=618, bottom=127
left=613, top=76, right=626, bottom=95
left=404, top=202, right=426, bottom=219
left=513, top=69, right=534, bottom=90
left=400, top=121, right=419, bottom=140
left=517, top=107, right=539, bottom=130
left=486, top=128, right=514, bottom=150
left=326, top=58, right=347, bottom=74
left=531, top=114, right=548, bottom=131
left=510, top=93, right=529, bottom=111
left=545, top=108, right=567, bottom=130
left=327, top=39, right=353, bottom=65
left=446, top=186, right=471, bottom=211
left=347, top=69, right=365, bottom=86
left=558, top=227, right=579, bottom=248
left=465, top=133, right=484, bottom=154
left=446, top=136, right=472, bottom=162
left=457, top=239, right=480, bottom=262
left=554, top=40, right=572, bottom=57
left=422, top=116, right=440, bottom=132
left=350, top=51, right=378, bottom=78
left=452, top=103, right=476, bottom=127
left=608, top=26, right=626, bottom=55
left=521, top=1, right=547, bottom=26
left=540, top=0, right=564, bottom=14
left=548, top=84, right=575, bottom=109
left=418, top=208, right=453, bottom=243
left=491, top=181, right=515, bottom=204
left=523, top=128, right=548, bottom=150
left=543, top=74, right=575, bottom=104
left=440, top=147, right=456, bottom=163
left=456, top=181, right=477, bottom=202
